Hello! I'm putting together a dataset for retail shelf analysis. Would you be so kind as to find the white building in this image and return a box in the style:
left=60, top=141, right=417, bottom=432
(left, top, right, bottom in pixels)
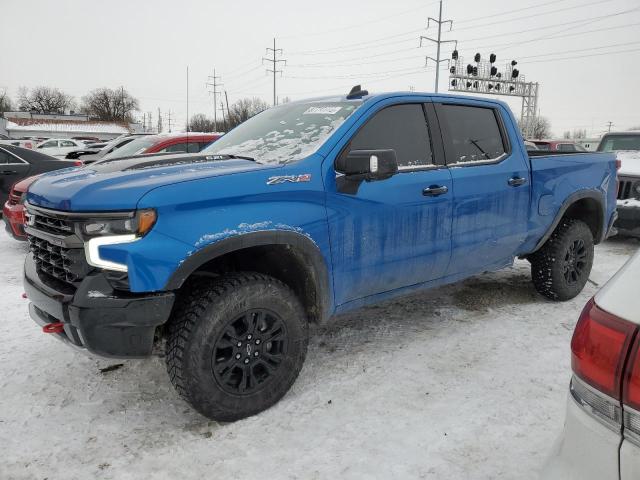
left=0, top=112, right=142, bottom=140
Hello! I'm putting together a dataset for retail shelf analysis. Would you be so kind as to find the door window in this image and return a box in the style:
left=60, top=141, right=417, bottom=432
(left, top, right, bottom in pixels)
left=438, top=105, right=506, bottom=164
left=0, top=150, right=10, bottom=164
left=60, top=140, right=76, bottom=147
left=348, top=104, right=433, bottom=168
left=39, top=140, right=58, bottom=148
left=558, top=143, right=576, bottom=152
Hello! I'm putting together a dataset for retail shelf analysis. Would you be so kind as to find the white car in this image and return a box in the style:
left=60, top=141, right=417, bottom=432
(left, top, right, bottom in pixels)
left=543, top=249, right=640, bottom=479
left=35, top=138, right=86, bottom=157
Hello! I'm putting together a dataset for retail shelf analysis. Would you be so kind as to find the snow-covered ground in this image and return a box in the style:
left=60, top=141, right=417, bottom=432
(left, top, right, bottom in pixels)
left=0, top=225, right=638, bottom=480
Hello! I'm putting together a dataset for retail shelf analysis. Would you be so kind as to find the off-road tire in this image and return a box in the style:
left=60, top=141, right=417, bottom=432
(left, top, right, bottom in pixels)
left=530, top=219, right=594, bottom=301
left=165, top=272, right=308, bottom=421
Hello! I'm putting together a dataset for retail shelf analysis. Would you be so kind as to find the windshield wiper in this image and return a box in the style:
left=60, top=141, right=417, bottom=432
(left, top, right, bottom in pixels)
left=213, top=153, right=257, bottom=162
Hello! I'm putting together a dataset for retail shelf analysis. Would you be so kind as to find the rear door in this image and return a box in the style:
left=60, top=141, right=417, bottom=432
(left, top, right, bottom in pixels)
left=325, top=100, right=453, bottom=306
left=434, top=101, right=530, bottom=276
left=0, top=147, right=30, bottom=202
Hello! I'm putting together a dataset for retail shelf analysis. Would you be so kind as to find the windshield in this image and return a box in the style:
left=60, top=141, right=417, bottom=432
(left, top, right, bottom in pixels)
left=102, top=136, right=157, bottom=160
left=202, top=100, right=362, bottom=164
left=597, top=134, right=640, bottom=152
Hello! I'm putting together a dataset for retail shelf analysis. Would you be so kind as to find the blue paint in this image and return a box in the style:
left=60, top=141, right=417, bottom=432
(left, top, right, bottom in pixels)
left=26, top=92, right=617, bottom=317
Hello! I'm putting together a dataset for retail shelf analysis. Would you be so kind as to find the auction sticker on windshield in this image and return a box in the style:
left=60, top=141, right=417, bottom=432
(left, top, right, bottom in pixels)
left=303, top=106, right=342, bottom=115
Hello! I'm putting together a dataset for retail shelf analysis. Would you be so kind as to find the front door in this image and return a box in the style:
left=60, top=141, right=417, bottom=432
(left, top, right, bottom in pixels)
left=325, top=101, right=453, bottom=306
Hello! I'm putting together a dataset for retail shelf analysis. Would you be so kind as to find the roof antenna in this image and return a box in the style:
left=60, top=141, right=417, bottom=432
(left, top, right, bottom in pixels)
left=346, top=85, right=368, bottom=99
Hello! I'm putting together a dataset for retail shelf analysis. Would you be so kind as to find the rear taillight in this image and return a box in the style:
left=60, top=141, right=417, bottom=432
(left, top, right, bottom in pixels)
left=571, top=298, right=636, bottom=399
left=73, top=160, right=83, bottom=167
left=570, top=297, right=640, bottom=445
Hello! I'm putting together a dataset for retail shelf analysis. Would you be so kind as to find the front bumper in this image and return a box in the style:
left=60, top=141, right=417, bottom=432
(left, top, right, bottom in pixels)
left=3, top=200, right=26, bottom=240
left=24, top=253, right=175, bottom=358
left=615, top=199, right=640, bottom=237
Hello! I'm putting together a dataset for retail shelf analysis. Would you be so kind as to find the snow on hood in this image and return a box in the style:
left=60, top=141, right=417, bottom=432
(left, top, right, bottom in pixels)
left=617, top=150, right=640, bottom=176
left=26, top=154, right=274, bottom=211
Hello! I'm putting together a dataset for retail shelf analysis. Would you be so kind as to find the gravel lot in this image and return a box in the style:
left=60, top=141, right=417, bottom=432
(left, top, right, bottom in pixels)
left=0, top=225, right=638, bottom=480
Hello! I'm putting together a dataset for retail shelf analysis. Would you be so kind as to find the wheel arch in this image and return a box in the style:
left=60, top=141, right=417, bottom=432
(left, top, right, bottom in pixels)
left=165, top=230, right=332, bottom=324
left=532, top=189, right=606, bottom=253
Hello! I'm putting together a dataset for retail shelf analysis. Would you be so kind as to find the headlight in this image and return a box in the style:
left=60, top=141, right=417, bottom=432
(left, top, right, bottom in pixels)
left=82, top=209, right=156, bottom=238
left=83, top=209, right=156, bottom=272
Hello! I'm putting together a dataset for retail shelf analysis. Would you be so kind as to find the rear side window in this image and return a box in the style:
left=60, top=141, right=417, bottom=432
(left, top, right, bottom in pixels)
left=0, top=150, right=9, bottom=164
left=439, top=105, right=506, bottom=164
left=349, top=104, right=433, bottom=168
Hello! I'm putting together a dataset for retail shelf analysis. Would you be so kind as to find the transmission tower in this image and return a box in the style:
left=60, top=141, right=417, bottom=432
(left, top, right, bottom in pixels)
left=419, top=0, right=457, bottom=93
left=263, top=38, right=286, bottom=106
left=206, top=69, right=223, bottom=132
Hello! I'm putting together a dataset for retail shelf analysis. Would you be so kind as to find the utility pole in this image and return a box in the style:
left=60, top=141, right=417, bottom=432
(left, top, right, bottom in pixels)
left=606, top=121, right=614, bottom=132
left=157, top=107, right=162, bottom=133
left=186, top=66, right=189, bottom=132
left=419, top=0, right=456, bottom=93
left=263, top=38, right=286, bottom=106
left=206, top=69, right=223, bottom=132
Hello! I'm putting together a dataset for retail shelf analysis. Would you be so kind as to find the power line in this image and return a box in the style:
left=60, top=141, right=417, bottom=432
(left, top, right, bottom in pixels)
left=277, top=1, right=438, bottom=40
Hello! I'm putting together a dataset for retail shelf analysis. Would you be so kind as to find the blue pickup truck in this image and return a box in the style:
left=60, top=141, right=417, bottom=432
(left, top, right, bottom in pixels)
left=23, top=88, right=617, bottom=420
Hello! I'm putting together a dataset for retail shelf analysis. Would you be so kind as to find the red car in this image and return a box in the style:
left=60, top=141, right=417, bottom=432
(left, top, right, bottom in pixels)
left=531, top=140, right=587, bottom=152
left=100, top=132, right=220, bottom=161
left=3, top=175, right=39, bottom=240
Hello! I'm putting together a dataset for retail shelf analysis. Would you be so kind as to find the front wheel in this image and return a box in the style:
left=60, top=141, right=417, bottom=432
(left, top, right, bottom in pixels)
left=530, top=219, right=594, bottom=301
left=165, top=272, right=308, bottom=421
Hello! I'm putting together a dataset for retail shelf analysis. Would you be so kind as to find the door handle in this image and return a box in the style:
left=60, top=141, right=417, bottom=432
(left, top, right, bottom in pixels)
left=422, top=185, right=448, bottom=196
left=508, top=177, right=527, bottom=187
left=0, top=170, right=17, bottom=175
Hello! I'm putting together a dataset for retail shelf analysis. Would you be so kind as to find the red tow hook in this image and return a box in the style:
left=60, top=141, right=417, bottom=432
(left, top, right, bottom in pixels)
left=42, top=322, right=65, bottom=334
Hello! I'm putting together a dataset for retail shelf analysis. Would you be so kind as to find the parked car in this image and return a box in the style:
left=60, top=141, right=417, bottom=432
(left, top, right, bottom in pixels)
left=23, top=89, right=617, bottom=421
left=65, top=142, right=108, bottom=160
left=597, top=131, right=640, bottom=237
left=98, top=132, right=221, bottom=161
left=542, top=249, right=640, bottom=479
left=533, top=140, right=587, bottom=152
left=0, top=144, right=81, bottom=206
left=65, top=134, right=152, bottom=163
left=2, top=175, right=39, bottom=240
left=35, top=138, right=86, bottom=157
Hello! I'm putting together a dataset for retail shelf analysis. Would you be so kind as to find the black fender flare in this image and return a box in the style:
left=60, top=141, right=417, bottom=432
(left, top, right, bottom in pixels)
left=164, top=230, right=332, bottom=323
left=531, top=189, right=606, bottom=253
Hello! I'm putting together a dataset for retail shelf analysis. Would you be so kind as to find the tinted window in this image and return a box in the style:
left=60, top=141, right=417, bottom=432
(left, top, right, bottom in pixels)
left=349, top=104, right=432, bottom=168
left=440, top=105, right=506, bottom=163
left=0, top=150, right=9, bottom=164
left=159, top=143, right=188, bottom=153
left=60, top=140, right=75, bottom=147
left=558, top=143, right=576, bottom=152
left=39, top=140, right=58, bottom=148
left=533, top=142, right=551, bottom=151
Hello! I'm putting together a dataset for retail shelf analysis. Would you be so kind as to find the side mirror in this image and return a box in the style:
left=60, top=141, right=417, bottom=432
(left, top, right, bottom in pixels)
left=335, top=149, right=398, bottom=181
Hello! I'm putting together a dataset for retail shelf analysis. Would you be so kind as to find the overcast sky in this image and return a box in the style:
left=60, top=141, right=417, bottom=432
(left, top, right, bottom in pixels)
left=2, top=0, right=639, bottom=137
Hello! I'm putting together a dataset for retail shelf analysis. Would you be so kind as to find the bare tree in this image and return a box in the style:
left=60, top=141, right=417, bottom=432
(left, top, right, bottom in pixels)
left=563, top=131, right=571, bottom=139
left=81, top=87, right=139, bottom=122
left=18, top=86, right=75, bottom=114
left=0, top=88, right=12, bottom=114
left=227, top=97, right=269, bottom=129
left=188, top=113, right=216, bottom=132
left=519, top=116, right=551, bottom=140
left=572, top=129, right=587, bottom=139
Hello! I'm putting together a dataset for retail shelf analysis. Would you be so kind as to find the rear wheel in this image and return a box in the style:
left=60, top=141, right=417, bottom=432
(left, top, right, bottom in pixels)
left=530, top=219, right=594, bottom=301
left=165, top=272, right=308, bottom=421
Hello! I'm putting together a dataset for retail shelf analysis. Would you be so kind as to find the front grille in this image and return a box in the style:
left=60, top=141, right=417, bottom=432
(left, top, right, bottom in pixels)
left=31, top=213, right=74, bottom=236
left=28, top=236, right=90, bottom=285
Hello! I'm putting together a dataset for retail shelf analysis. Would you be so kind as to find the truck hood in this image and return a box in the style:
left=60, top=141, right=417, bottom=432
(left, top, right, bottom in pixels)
left=26, top=153, right=276, bottom=211
left=617, top=151, right=640, bottom=177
